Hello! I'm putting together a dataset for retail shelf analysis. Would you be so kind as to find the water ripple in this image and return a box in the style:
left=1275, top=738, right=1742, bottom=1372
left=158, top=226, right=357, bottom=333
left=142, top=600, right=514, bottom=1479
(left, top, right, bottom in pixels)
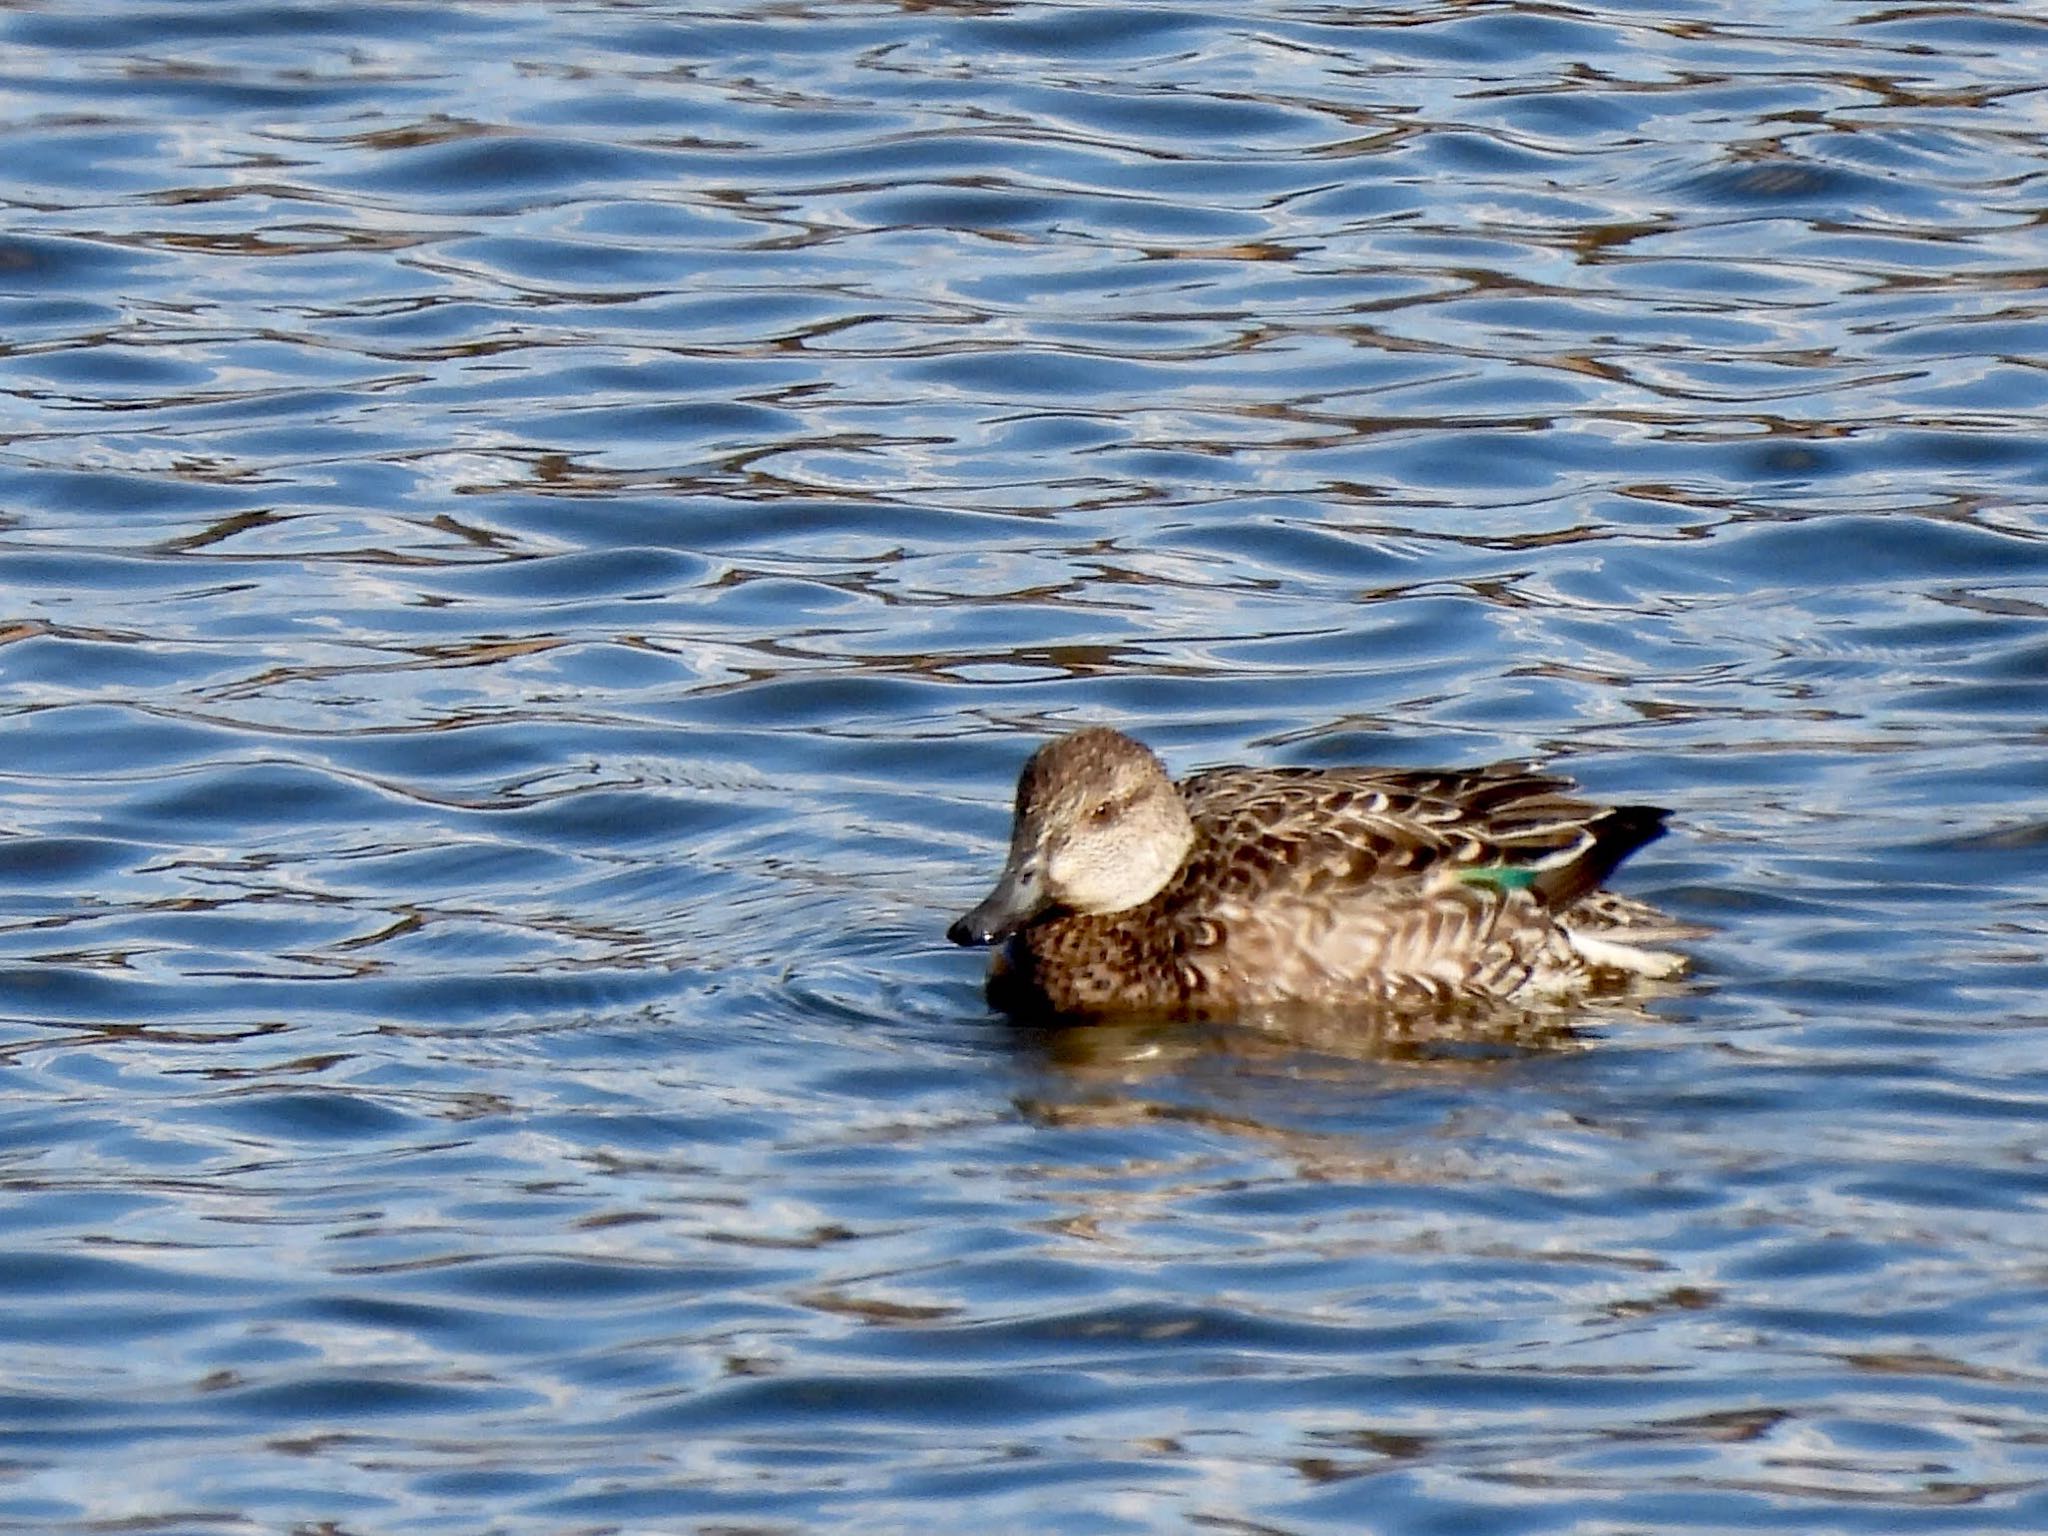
left=2, top=0, right=2048, bottom=1531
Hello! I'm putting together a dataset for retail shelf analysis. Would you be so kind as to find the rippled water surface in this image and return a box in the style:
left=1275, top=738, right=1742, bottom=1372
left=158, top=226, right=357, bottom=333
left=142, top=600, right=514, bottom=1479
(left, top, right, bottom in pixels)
left=5, top=1, right=2048, bottom=1530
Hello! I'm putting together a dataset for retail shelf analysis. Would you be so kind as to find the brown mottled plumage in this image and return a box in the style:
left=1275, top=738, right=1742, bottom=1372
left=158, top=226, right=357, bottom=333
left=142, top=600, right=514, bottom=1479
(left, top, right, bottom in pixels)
left=948, top=727, right=1690, bottom=1019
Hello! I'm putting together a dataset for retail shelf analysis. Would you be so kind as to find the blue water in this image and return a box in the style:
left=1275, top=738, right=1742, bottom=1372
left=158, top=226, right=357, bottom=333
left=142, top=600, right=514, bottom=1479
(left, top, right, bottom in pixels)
left=3, top=1, right=2048, bottom=1530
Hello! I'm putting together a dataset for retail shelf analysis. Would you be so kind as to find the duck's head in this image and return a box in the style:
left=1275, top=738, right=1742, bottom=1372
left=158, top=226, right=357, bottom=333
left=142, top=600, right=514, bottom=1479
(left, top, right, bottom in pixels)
left=947, top=727, right=1196, bottom=946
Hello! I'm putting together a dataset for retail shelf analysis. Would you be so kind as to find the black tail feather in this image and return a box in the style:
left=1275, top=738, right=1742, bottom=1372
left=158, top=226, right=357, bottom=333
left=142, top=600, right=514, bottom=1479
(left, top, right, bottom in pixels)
left=1530, top=805, right=1670, bottom=911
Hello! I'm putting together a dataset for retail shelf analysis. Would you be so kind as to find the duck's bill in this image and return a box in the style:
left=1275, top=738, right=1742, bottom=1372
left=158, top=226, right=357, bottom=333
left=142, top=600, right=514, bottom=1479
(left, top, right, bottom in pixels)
left=946, top=859, right=1049, bottom=946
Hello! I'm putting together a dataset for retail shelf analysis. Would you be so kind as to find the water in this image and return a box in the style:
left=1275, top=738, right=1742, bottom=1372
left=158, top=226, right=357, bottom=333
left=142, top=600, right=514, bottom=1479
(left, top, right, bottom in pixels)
left=2, top=0, right=2048, bottom=1530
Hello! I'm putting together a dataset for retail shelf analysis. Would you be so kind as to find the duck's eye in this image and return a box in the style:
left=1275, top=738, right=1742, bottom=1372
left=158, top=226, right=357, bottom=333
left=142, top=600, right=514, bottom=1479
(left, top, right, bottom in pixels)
left=1088, top=800, right=1118, bottom=825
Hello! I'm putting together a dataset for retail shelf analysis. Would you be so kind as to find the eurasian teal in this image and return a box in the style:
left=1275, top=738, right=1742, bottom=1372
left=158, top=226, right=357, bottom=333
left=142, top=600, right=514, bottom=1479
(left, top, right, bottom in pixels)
left=949, top=727, right=1688, bottom=1017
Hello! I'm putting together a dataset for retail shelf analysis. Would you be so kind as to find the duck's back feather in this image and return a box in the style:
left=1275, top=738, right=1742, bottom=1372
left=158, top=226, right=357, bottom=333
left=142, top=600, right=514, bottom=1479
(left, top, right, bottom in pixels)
left=1177, top=761, right=1662, bottom=902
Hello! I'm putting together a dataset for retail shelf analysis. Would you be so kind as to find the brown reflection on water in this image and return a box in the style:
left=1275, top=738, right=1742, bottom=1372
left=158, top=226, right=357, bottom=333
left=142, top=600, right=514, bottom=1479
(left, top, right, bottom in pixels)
left=1018, top=984, right=1690, bottom=1081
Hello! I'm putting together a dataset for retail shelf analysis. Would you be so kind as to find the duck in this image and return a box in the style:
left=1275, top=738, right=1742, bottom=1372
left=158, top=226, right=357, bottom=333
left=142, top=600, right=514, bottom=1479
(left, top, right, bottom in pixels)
left=948, top=727, right=1690, bottom=1018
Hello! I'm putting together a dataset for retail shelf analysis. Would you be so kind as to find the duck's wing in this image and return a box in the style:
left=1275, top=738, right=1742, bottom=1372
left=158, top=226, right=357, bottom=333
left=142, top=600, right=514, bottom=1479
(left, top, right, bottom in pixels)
left=1176, top=762, right=1668, bottom=910
left=1169, top=764, right=1678, bottom=1002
